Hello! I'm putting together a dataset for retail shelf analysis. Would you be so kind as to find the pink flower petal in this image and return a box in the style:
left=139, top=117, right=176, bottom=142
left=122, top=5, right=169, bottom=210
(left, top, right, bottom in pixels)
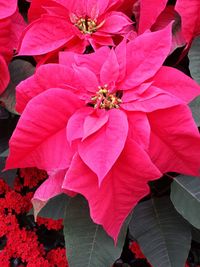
left=148, top=105, right=200, bottom=176
left=100, top=49, right=119, bottom=85
left=0, top=18, right=13, bottom=62
left=73, top=65, right=99, bottom=93
left=83, top=110, right=109, bottom=140
left=121, top=86, right=183, bottom=112
left=28, top=0, right=53, bottom=22
left=78, top=109, right=128, bottom=184
left=67, top=107, right=93, bottom=143
left=175, top=0, right=200, bottom=43
left=63, top=139, right=161, bottom=241
left=115, top=38, right=127, bottom=82
left=121, top=24, right=172, bottom=89
left=122, top=83, right=152, bottom=102
left=18, top=15, right=74, bottom=55
left=32, top=168, right=68, bottom=218
left=0, top=0, right=17, bottom=19
left=59, top=46, right=110, bottom=74
left=16, top=64, right=77, bottom=113
left=138, top=0, right=168, bottom=34
left=0, top=55, right=9, bottom=95
left=128, top=111, right=150, bottom=151
left=6, top=88, right=82, bottom=170
left=90, top=34, right=114, bottom=48
left=151, top=6, right=185, bottom=51
left=10, top=11, right=27, bottom=50
left=100, top=11, right=132, bottom=33
left=153, top=66, right=200, bottom=103
left=87, top=0, right=109, bottom=18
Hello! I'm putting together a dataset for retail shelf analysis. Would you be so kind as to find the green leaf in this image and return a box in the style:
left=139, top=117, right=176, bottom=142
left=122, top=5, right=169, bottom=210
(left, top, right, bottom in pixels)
left=189, top=36, right=200, bottom=85
left=189, top=96, right=200, bottom=126
left=171, top=175, right=200, bottom=229
left=129, top=197, right=191, bottom=267
left=0, top=59, right=35, bottom=114
left=38, top=193, right=70, bottom=220
left=0, top=157, right=16, bottom=187
left=192, top=226, right=200, bottom=243
left=0, top=148, right=9, bottom=157
left=64, top=195, right=127, bottom=267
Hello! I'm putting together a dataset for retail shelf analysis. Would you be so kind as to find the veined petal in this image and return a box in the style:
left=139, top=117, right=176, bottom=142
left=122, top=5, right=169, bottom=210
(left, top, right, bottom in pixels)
left=128, top=111, right=150, bottom=151
left=148, top=105, right=200, bottom=176
left=83, top=110, right=109, bottom=140
left=100, top=11, right=132, bottom=34
left=10, top=11, right=27, bottom=50
left=122, top=82, right=152, bottom=102
left=87, top=0, right=109, bottom=18
left=6, top=88, right=82, bottom=170
left=59, top=46, right=110, bottom=74
left=73, top=65, right=99, bottom=93
left=63, top=139, right=161, bottom=241
left=16, top=64, right=77, bottom=113
left=121, top=24, right=172, bottom=89
left=32, top=168, right=68, bottom=218
left=153, top=66, right=200, bottom=103
left=78, top=109, right=128, bottom=184
left=67, top=107, right=93, bottom=143
left=175, top=0, right=200, bottom=43
left=0, top=0, right=17, bottom=19
left=18, top=15, right=74, bottom=55
left=138, top=0, right=168, bottom=34
left=115, top=38, right=127, bottom=82
left=90, top=34, right=114, bottom=48
left=121, top=86, right=183, bottom=112
left=100, top=49, right=119, bottom=85
left=28, top=0, right=55, bottom=22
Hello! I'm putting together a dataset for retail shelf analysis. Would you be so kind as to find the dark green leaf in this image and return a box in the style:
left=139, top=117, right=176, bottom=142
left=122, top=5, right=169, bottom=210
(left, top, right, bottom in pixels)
left=189, top=37, right=200, bottom=84
left=64, top=195, right=128, bottom=267
left=0, top=148, right=9, bottom=157
left=189, top=96, right=200, bottom=126
left=0, top=157, right=16, bottom=187
left=171, top=175, right=200, bottom=229
left=0, top=59, right=35, bottom=114
left=129, top=197, right=191, bottom=267
left=192, top=226, right=200, bottom=243
left=38, top=193, right=70, bottom=220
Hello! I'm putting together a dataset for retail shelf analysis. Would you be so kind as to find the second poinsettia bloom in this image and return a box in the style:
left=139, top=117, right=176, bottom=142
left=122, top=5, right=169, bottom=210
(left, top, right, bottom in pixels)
left=17, top=0, right=133, bottom=58
left=6, top=25, right=200, bottom=240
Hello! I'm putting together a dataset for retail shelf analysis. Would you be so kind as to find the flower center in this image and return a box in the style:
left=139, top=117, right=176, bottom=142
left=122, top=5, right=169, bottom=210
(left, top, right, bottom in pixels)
left=75, top=17, right=97, bottom=34
left=90, top=85, right=122, bottom=110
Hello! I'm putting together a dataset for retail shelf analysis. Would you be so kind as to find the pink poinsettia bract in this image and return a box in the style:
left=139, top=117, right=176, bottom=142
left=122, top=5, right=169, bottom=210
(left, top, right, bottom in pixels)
left=6, top=25, right=200, bottom=240
left=17, top=0, right=133, bottom=58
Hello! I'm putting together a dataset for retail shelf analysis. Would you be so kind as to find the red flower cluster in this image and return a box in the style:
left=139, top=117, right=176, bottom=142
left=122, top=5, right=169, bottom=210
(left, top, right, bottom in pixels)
left=0, top=173, right=68, bottom=266
left=37, top=217, right=63, bottom=231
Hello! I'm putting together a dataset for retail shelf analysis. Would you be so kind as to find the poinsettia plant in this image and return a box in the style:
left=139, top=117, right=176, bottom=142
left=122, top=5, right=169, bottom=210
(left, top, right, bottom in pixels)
left=1, top=0, right=200, bottom=266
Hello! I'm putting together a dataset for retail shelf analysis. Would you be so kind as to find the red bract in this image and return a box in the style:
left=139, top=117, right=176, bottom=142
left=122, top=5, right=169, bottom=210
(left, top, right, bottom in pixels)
left=175, top=0, right=200, bottom=44
left=6, top=25, right=200, bottom=240
left=17, top=0, right=133, bottom=59
left=135, top=0, right=200, bottom=46
left=0, top=0, right=17, bottom=19
left=0, top=0, right=26, bottom=94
